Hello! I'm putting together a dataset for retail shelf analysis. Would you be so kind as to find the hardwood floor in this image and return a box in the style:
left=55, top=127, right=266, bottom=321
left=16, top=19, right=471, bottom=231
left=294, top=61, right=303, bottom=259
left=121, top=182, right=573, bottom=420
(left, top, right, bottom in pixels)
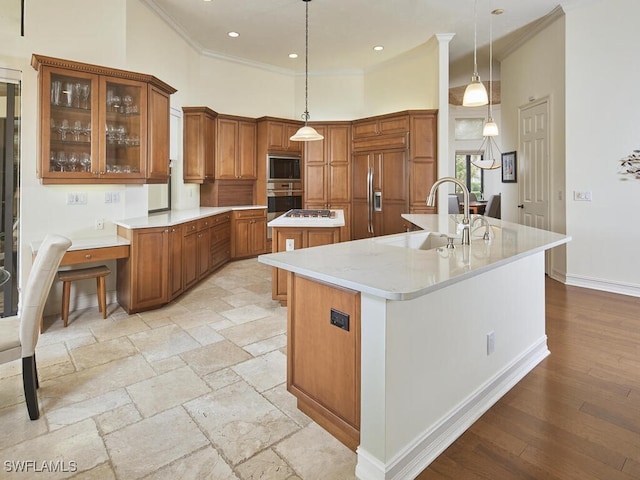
left=417, top=277, right=640, bottom=480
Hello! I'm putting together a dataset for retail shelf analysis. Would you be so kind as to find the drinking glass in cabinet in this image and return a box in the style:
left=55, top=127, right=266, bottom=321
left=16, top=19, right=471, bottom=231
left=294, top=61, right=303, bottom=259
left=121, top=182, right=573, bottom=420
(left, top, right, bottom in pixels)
left=51, top=81, right=61, bottom=106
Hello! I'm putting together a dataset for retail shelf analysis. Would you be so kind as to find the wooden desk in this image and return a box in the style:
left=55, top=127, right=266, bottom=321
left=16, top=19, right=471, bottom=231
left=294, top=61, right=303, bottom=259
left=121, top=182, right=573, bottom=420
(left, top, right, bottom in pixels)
left=460, top=201, right=488, bottom=215
left=33, top=236, right=130, bottom=266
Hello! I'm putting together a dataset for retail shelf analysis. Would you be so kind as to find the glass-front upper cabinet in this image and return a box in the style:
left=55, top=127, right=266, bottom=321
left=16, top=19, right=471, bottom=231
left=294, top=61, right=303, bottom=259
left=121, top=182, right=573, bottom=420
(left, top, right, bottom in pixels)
left=100, top=77, right=147, bottom=181
left=40, top=67, right=99, bottom=181
left=32, top=54, right=176, bottom=185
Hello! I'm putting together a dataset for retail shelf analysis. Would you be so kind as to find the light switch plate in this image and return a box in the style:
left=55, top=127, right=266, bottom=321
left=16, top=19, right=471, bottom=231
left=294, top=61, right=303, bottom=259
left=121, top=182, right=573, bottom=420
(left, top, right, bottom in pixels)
left=573, top=190, right=592, bottom=201
left=285, top=239, right=295, bottom=251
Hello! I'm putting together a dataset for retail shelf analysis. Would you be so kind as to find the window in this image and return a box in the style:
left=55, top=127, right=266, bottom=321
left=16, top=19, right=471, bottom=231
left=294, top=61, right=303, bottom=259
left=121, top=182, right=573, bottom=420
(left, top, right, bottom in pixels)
left=455, top=153, right=484, bottom=199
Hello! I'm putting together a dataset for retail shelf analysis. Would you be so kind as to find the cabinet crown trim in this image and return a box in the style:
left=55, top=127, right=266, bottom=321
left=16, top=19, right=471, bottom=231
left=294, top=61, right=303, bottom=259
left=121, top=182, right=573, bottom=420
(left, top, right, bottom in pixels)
left=31, top=54, right=177, bottom=95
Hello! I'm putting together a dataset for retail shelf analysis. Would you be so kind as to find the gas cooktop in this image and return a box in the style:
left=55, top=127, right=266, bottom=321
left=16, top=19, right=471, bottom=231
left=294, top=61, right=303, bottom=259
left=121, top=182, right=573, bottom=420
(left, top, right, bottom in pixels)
left=284, top=209, right=334, bottom=218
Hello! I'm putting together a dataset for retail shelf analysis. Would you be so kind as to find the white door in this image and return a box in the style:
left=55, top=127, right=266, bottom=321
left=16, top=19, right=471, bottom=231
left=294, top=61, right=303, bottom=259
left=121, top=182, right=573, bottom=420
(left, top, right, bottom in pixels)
left=519, top=99, right=551, bottom=272
left=518, top=100, right=550, bottom=230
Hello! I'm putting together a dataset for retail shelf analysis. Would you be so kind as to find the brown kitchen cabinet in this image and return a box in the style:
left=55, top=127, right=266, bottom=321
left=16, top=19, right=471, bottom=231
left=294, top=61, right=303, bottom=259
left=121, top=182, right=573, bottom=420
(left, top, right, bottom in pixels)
left=352, top=113, right=409, bottom=139
left=117, top=211, right=232, bottom=313
left=32, top=54, right=175, bottom=185
left=182, top=106, right=216, bottom=183
left=231, top=208, right=267, bottom=259
left=210, top=213, right=231, bottom=271
left=216, top=115, right=257, bottom=180
left=304, top=122, right=352, bottom=241
left=168, top=225, right=184, bottom=300
left=351, top=110, right=437, bottom=239
left=288, top=273, right=361, bottom=450
left=263, top=119, right=303, bottom=154
left=116, top=226, right=170, bottom=313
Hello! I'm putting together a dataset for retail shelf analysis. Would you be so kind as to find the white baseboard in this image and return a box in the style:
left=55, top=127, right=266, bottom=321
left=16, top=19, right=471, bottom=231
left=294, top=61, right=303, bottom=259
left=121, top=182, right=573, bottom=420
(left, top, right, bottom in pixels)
left=565, top=274, right=640, bottom=298
left=356, top=338, right=550, bottom=480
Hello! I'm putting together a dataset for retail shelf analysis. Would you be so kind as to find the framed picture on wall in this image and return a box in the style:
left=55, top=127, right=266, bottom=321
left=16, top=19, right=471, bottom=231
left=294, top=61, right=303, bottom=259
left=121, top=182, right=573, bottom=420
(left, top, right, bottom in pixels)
left=501, top=151, right=517, bottom=183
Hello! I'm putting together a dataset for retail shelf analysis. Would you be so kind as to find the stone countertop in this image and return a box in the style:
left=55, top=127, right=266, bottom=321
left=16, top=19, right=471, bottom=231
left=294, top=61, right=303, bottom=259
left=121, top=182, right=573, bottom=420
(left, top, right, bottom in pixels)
left=258, top=213, right=570, bottom=301
left=114, top=206, right=267, bottom=229
left=268, top=209, right=345, bottom=228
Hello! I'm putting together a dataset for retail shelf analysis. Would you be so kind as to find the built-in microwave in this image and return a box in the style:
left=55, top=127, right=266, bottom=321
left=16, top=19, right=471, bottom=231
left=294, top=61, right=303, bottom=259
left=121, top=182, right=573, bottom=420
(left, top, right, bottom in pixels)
left=267, top=154, right=301, bottom=182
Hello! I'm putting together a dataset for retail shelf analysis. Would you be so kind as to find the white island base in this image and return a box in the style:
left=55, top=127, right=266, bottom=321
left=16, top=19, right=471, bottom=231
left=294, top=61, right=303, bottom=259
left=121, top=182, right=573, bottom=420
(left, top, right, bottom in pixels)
left=259, top=215, right=569, bottom=479
left=357, top=251, right=547, bottom=479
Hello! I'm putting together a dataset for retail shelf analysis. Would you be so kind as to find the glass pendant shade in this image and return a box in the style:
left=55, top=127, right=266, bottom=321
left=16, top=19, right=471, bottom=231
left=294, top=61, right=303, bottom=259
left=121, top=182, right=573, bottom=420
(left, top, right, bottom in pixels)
left=290, top=125, right=324, bottom=141
left=483, top=117, right=499, bottom=136
left=463, top=75, right=489, bottom=107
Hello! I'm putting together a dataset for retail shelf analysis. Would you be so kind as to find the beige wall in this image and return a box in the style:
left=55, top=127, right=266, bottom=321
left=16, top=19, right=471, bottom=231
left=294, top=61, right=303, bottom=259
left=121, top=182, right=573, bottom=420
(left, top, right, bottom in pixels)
left=500, top=14, right=567, bottom=280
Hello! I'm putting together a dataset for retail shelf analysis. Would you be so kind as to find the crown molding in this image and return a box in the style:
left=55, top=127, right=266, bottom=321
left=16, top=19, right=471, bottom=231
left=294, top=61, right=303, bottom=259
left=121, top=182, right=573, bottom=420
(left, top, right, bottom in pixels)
left=495, top=6, right=565, bottom=62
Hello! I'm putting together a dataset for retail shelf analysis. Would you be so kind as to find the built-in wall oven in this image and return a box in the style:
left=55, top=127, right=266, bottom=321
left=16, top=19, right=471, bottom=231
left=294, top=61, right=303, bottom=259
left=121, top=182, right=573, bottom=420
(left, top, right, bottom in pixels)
left=266, top=154, right=303, bottom=238
left=267, top=182, right=303, bottom=238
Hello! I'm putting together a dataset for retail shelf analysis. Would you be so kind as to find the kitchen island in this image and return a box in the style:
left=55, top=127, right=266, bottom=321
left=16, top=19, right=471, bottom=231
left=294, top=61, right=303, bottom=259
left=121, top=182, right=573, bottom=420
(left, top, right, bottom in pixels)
left=258, top=213, right=570, bottom=480
left=268, top=209, right=345, bottom=304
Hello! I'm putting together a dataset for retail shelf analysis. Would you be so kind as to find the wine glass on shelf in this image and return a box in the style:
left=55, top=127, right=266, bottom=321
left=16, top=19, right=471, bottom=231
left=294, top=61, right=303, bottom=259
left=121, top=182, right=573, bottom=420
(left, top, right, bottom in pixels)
left=68, top=152, right=79, bottom=172
left=81, top=84, right=90, bottom=109
left=83, top=121, right=92, bottom=141
left=123, top=95, right=133, bottom=114
left=56, top=151, right=68, bottom=172
left=111, top=95, right=121, bottom=113
left=73, top=83, right=81, bottom=108
left=58, top=119, right=70, bottom=141
left=73, top=120, right=83, bottom=142
left=64, top=83, right=74, bottom=108
left=80, top=153, right=91, bottom=172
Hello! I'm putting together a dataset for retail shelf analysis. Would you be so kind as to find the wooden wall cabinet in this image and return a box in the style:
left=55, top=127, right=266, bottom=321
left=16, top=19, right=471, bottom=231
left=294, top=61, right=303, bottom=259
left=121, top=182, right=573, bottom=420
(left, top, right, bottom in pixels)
left=304, top=123, right=352, bottom=241
left=216, top=115, right=257, bottom=180
left=182, top=107, right=216, bottom=183
left=231, top=208, right=267, bottom=259
left=263, top=119, right=303, bottom=154
left=288, top=274, right=361, bottom=450
left=351, top=110, right=437, bottom=239
left=32, top=54, right=175, bottom=185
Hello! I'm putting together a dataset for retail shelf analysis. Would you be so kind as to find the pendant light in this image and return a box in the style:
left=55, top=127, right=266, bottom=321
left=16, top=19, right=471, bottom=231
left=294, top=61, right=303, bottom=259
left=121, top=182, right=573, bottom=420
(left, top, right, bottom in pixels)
left=472, top=5, right=501, bottom=170
left=462, top=0, right=488, bottom=107
left=482, top=8, right=500, bottom=136
left=290, top=0, right=324, bottom=142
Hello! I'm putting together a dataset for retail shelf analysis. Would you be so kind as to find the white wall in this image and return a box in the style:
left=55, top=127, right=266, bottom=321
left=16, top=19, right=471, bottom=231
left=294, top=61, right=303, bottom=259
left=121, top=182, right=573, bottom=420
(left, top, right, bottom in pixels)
left=499, top=14, right=567, bottom=280
left=564, top=0, right=640, bottom=294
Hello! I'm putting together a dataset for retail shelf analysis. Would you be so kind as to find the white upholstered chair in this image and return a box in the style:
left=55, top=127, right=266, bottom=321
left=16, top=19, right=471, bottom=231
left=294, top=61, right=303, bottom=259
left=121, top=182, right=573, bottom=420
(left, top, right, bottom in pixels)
left=0, top=234, right=71, bottom=420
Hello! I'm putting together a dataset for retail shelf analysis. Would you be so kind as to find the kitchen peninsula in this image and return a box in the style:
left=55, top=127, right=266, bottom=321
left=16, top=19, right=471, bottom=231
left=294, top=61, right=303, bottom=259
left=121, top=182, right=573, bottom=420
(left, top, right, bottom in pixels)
left=115, top=206, right=266, bottom=313
left=258, top=213, right=570, bottom=480
left=268, top=209, right=345, bottom=304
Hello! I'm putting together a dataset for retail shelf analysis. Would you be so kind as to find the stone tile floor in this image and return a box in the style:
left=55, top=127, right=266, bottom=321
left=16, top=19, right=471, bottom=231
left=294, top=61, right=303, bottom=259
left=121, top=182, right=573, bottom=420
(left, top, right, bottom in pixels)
left=0, top=259, right=357, bottom=479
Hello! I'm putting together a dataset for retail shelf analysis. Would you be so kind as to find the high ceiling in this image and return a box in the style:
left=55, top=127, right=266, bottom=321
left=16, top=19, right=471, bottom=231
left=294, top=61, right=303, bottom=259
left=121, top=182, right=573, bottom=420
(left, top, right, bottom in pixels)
left=142, top=0, right=590, bottom=74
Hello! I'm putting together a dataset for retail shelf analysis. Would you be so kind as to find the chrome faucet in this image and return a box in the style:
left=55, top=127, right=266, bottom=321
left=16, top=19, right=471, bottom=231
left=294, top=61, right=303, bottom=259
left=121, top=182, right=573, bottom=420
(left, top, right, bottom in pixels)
left=426, top=177, right=471, bottom=245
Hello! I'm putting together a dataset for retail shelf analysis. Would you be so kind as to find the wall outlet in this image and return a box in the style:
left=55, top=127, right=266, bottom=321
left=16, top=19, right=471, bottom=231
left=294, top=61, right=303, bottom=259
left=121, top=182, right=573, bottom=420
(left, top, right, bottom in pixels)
left=573, top=190, right=592, bottom=201
left=95, top=218, right=104, bottom=230
left=104, top=192, right=112, bottom=204
left=285, top=239, right=295, bottom=251
left=487, top=331, right=495, bottom=355
left=67, top=192, right=87, bottom=205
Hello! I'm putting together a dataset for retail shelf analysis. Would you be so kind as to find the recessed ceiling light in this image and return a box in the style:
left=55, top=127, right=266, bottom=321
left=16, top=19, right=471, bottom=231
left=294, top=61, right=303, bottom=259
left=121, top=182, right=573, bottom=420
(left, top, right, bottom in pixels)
left=289, top=53, right=298, bottom=59
left=227, top=31, right=239, bottom=38
left=492, top=8, right=504, bottom=15
left=373, top=45, right=384, bottom=52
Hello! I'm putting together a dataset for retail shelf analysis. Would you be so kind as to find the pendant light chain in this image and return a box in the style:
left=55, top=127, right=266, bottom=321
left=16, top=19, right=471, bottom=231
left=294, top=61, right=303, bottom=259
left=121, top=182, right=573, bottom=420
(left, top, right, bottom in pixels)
left=473, top=0, right=478, bottom=76
left=488, top=6, right=493, bottom=117
left=303, top=0, right=310, bottom=124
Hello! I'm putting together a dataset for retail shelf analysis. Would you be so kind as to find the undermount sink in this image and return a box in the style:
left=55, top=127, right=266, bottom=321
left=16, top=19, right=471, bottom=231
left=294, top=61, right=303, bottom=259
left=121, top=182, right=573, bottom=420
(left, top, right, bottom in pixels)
left=375, top=231, right=452, bottom=250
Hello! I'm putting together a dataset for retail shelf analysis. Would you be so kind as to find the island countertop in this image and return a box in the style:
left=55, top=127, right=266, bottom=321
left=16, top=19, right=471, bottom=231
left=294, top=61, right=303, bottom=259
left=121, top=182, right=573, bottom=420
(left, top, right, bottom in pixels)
left=268, top=209, right=345, bottom=228
left=258, top=213, right=570, bottom=300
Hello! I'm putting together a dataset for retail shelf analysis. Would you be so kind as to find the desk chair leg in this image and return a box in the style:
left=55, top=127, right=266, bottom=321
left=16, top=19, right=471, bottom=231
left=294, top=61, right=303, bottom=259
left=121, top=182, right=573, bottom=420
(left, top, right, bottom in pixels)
left=97, top=276, right=107, bottom=319
left=22, top=355, right=40, bottom=420
left=61, top=281, right=71, bottom=327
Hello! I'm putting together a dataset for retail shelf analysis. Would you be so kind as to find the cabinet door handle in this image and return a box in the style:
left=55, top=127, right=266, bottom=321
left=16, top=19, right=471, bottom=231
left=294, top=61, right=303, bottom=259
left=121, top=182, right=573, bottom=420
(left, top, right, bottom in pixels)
left=85, top=254, right=91, bottom=259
